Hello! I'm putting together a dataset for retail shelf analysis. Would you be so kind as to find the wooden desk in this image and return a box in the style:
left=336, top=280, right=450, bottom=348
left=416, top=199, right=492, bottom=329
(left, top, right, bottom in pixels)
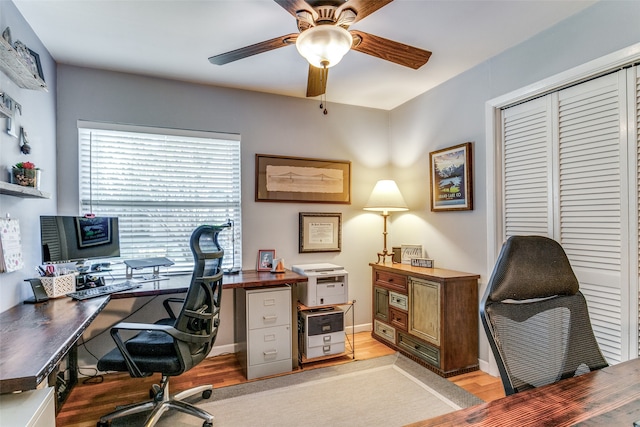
left=0, top=296, right=109, bottom=394
left=110, top=269, right=307, bottom=298
left=0, top=269, right=307, bottom=394
left=408, top=358, right=640, bottom=427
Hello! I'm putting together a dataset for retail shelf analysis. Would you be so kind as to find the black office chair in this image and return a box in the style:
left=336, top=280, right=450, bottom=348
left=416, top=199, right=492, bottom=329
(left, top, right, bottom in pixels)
left=97, top=224, right=227, bottom=427
left=481, top=235, right=608, bottom=396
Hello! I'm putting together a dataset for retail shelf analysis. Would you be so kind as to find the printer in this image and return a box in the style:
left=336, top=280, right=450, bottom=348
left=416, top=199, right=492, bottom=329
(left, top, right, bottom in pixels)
left=291, top=263, right=348, bottom=307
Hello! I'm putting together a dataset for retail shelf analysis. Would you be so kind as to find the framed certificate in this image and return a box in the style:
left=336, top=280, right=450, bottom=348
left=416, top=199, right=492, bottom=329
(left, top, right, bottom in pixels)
left=299, top=212, right=342, bottom=253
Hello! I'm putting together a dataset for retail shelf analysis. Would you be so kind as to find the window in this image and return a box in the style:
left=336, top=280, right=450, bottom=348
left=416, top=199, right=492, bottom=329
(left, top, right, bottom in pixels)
left=78, top=121, right=241, bottom=274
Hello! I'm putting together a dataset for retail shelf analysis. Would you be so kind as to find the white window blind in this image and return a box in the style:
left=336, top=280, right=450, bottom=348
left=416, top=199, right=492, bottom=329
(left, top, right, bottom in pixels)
left=78, top=121, right=241, bottom=274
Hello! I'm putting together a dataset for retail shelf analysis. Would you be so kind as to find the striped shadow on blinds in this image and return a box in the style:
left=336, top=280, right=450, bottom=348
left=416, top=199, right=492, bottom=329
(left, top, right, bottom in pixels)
left=77, top=121, right=241, bottom=274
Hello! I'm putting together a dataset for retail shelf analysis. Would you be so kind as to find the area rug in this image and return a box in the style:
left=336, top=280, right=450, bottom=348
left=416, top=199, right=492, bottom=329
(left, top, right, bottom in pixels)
left=153, top=352, right=483, bottom=427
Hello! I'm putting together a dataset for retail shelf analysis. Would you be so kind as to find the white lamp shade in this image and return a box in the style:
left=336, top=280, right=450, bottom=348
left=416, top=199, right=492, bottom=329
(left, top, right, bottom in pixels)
left=363, top=180, right=409, bottom=213
left=295, top=25, right=353, bottom=68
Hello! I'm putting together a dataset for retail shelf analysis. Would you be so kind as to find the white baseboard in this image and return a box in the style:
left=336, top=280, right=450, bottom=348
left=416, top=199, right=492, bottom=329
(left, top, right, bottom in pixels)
left=207, top=343, right=237, bottom=358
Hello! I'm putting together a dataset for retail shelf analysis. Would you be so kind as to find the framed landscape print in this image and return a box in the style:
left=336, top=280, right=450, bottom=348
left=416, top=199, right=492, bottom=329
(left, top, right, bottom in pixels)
left=256, top=154, right=351, bottom=204
left=429, top=142, right=473, bottom=211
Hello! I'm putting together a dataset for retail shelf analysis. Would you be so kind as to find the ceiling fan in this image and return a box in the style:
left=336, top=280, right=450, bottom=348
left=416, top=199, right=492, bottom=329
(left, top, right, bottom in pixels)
left=208, top=0, right=432, bottom=98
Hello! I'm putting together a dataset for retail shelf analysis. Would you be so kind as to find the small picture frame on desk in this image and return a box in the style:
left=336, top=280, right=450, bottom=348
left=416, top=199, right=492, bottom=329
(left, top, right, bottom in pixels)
left=257, top=249, right=275, bottom=272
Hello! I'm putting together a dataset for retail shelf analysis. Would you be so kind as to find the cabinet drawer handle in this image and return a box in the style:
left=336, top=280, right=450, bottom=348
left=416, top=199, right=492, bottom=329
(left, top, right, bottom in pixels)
left=263, top=315, right=277, bottom=321
left=263, top=350, right=278, bottom=356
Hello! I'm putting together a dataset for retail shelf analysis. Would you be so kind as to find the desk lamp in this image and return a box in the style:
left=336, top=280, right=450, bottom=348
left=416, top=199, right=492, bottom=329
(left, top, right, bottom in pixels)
left=364, top=180, right=408, bottom=264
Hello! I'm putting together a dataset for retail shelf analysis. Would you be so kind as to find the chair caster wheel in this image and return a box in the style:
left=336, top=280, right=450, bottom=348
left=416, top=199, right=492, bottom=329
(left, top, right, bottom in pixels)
left=97, top=421, right=109, bottom=427
left=149, top=384, right=161, bottom=399
left=203, top=422, right=213, bottom=427
left=202, top=389, right=212, bottom=399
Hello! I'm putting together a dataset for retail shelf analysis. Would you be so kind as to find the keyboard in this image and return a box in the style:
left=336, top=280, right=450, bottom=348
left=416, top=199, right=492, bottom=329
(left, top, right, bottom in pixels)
left=67, top=281, right=141, bottom=300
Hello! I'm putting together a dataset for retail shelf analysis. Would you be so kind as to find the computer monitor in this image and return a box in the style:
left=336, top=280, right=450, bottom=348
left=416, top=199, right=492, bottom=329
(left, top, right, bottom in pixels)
left=40, top=215, right=121, bottom=264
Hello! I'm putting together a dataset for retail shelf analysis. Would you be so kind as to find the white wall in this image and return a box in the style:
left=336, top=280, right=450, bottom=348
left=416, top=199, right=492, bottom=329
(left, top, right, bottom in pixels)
left=0, top=1, right=57, bottom=311
left=389, top=0, right=640, bottom=371
left=55, top=65, right=392, bottom=360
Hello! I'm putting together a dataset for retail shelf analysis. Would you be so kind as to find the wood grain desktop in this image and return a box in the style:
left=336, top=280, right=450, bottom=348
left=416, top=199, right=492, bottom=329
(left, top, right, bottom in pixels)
left=408, top=358, right=640, bottom=427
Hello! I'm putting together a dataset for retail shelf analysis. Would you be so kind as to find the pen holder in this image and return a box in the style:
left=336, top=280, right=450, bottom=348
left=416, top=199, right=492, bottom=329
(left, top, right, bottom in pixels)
left=41, top=273, right=76, bottom=298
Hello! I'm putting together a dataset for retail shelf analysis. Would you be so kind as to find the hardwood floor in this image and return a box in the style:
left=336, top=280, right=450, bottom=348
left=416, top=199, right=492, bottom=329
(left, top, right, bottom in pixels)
left=56, top=332, right=504, bottom=427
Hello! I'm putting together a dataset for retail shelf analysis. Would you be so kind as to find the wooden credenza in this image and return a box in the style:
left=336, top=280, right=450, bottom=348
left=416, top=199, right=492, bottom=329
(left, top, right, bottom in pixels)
left=370, top=263, right=480, bottom=377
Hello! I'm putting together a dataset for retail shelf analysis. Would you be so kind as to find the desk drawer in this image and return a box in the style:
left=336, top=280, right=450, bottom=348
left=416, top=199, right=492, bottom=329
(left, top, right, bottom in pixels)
left=304, top=341, right=345, bottom=359
left=374, top=271, right=407, bottom=292
left=248, top=324, right=291, bottom=366
left=374, top=319, right=396, bottom=344
left=247, top=286, right=291, bottom=330
left=398, top=332, right=440, bottom=368
left=389, top=307, right=408, bottom=331
left=389, top=291, right=408, bottom=311
left=307, top=331, right=344, bottom=348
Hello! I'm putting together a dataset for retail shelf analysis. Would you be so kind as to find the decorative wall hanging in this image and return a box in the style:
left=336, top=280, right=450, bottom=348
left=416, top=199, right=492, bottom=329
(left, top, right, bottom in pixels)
left=256, top=154, right=351, bottom=203
left=299, top=212, right=342, bottom=253
left=429, top=142, right=473, bottom=211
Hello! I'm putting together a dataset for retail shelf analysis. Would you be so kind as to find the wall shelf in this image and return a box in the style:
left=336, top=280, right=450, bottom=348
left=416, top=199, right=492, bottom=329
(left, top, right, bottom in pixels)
left=0, top=37, right=47, bottom=91
left=0, top=181, right=50, bottom=198
left=0, top=101, right=11, bottom=118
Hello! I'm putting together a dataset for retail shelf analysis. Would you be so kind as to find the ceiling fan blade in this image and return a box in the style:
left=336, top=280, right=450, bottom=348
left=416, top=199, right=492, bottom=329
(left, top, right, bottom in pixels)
left=306, top=65, right=328, bottom=97
left=274, top=0, right=316, bottom=20
left=208, top=33, right=298, bottom=65
left=337, top=0, right=393, bottom=24
left=350, top=30, right=431, bottom=70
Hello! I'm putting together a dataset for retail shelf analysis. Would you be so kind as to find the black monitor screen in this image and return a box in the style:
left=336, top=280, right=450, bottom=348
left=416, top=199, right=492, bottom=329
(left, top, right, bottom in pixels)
left=40, top=215, right=121, bottom=264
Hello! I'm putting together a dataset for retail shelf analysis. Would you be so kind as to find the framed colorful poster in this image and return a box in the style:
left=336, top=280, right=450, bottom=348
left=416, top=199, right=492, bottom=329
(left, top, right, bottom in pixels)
left=429, top=142, right=473, bottom=211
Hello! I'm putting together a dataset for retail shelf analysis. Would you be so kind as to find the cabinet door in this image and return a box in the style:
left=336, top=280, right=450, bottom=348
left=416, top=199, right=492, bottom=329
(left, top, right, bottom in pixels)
left=408, top=278, right=440, bottom=346
left=373, top=286, right=389, bottom=322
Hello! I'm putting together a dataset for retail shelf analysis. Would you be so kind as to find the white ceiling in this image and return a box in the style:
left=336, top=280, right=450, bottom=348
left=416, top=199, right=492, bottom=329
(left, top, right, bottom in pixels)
left=13, top=0, right=597, bottom=110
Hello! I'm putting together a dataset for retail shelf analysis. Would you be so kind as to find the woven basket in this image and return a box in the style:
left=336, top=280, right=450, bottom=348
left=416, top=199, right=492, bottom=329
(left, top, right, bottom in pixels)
left=41, top=273, right=76, bottom=298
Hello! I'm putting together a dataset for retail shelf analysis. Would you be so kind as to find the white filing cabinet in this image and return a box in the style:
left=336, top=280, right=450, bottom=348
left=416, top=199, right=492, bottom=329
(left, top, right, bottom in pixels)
left=235, top=286, right=292, bottom=379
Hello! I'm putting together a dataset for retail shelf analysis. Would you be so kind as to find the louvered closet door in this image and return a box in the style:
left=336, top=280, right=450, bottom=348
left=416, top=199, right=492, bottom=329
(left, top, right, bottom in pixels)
left=501, top=70, right=635, bottom=364
left=501, top=96, right=553, bottom=238
left=557, top=72, right=624, bottom=364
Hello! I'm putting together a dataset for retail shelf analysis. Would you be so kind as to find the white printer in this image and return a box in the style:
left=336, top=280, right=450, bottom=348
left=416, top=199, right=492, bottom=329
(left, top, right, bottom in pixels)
left=291, top=263, right=348, bottom=307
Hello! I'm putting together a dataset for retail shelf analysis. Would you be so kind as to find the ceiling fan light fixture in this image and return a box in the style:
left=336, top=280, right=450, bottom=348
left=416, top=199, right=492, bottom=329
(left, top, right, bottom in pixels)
left=296, top=25, right=353, bottom=68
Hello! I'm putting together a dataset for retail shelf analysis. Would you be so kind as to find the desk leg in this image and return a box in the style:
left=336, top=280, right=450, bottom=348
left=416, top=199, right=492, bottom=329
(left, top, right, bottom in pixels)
left=291, top=283, right=299, bottom=370
left=48, top=343, right=78, bottom=414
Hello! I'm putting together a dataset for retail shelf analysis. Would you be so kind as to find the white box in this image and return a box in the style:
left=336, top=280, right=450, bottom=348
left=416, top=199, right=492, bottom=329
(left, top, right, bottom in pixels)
left=300, top=308, right=345, bottom=359
left=40, top=274, right=76, bottom=298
